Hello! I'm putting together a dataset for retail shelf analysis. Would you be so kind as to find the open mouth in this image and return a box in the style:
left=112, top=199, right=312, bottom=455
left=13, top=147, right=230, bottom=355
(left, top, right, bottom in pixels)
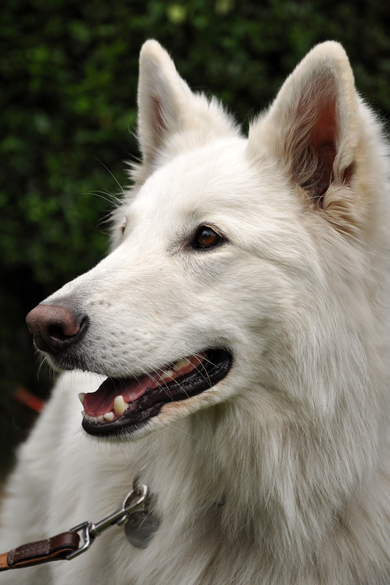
left=80, top=348, right=232, bottom=436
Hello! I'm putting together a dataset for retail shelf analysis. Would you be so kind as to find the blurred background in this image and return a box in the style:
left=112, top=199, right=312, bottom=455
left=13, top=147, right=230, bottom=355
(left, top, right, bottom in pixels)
left=1, top=0, right=390, bottom=480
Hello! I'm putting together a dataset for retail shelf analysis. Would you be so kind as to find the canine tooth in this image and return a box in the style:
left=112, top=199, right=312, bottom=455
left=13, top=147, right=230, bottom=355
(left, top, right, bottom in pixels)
left=81, top=410, right=85, bottom=417
left=78, top=393, right=85, bottom=405
left=114, top=395, right=129, bottom=415
left=103, top=412, right=115, bottom=421
left=173, top=358, right=190, bottom=372
left=160, top=369, right=174, bottom=380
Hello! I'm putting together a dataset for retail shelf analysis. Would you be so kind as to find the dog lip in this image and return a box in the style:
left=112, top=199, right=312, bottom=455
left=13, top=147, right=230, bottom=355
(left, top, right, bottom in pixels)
left=82, top=348, right=232, bottom=437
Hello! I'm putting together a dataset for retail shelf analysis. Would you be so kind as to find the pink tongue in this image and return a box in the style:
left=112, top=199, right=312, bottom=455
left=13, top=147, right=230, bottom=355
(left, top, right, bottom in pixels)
left=83, top=355, right=204, bottom=417
left=84, top=375, right=154, bottom=416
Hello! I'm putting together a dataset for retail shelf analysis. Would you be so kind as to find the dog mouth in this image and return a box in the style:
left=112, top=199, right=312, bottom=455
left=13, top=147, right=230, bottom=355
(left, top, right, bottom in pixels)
left=80, top=348, right=232, bottom=436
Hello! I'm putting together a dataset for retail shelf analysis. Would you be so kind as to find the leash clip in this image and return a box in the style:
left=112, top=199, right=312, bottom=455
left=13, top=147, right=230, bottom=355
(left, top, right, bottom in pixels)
left=67, top=484, right=149, bottom=560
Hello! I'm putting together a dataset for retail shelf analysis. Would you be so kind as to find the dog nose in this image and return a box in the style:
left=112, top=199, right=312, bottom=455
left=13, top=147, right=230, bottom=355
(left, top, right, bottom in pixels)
left=26, top=303, right=88, bottom=354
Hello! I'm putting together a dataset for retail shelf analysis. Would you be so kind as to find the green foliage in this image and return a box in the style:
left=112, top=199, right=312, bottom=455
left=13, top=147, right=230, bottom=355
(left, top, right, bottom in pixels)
left=1, top=0, right=390, bottom=470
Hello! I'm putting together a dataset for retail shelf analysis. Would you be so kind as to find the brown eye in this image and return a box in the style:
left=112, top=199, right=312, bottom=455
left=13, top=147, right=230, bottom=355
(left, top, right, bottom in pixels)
left=191, top=226, right=224, bottom=249
left=120, top=218, right=127, bottom=235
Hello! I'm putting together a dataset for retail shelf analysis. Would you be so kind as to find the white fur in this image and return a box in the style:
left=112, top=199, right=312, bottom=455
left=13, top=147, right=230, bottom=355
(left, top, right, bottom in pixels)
left=2, top=40, right=390, bottom=584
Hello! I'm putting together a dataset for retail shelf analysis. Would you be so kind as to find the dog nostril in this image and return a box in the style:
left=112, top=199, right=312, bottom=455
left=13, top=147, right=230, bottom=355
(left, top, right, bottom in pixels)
left=47, top=316, right=88, bottom=342
left=48, top=324, right=72, bottom=342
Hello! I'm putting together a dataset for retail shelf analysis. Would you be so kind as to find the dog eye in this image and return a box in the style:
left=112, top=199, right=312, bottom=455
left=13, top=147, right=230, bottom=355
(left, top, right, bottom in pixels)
left=191, top=226, right=225, bottom=250
left=119, top=218, right=127, bottom=235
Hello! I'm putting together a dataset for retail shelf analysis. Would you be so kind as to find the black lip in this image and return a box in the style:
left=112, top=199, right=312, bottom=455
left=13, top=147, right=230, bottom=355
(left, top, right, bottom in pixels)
left=82, top=348, right=232, bottom=437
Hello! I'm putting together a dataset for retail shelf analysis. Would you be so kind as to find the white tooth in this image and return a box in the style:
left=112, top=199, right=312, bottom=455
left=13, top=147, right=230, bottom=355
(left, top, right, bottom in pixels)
left=160, top=369, right=174, bottom=380
left=81, top=410, right=85, bottom=417
left=103, top=412, right=115, bottom=421
left=173, top=358, right=190, bottom=372
left=98, top=415, right=105, bottom=423
left=114, top=395, right=129, bottom=415
left=78, top=393, right=85, bottom=405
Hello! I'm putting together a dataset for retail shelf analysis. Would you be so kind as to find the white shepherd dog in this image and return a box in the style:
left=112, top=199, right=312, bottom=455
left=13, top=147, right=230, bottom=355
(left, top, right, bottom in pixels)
left=1, top=40, right=390, bottom=584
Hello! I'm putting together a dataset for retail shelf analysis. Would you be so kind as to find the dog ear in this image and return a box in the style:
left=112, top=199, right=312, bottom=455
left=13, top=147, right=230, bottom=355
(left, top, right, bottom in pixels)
left=248, top=42, right=360, bottom=209
left=137, top=40, right=192, bottom=170
left=135, top=40, right=238, bottom=183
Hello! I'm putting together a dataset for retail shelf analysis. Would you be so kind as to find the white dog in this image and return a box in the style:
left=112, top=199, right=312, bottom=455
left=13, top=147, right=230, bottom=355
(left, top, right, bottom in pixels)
left=1, top=40, right=390, bottom=584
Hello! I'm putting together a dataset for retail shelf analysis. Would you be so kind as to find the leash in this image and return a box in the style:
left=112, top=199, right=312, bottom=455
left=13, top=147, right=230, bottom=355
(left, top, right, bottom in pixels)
left=0, top=483, right=157, bottom=572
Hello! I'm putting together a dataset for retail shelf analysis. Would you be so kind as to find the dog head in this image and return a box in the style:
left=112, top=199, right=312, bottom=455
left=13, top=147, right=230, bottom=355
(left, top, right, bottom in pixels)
left=26, top=41, right=389, bottom=442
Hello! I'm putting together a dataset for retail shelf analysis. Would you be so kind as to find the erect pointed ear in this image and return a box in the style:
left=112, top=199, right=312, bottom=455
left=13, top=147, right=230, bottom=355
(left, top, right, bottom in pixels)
left=137, top=40, right=192, bottom=170
left=135, top=40, right=238, bottom=183
left=248, top=42, right=359, bottom=208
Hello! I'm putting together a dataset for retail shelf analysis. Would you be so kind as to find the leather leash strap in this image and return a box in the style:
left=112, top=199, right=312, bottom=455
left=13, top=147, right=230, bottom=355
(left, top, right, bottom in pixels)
left=0, top=532, right=79, bottom=571
left=0, top=484, right=150, bottom=571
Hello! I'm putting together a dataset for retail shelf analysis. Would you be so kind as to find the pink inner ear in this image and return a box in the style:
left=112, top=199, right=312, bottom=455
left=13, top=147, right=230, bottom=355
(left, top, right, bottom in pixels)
left=150, top=95, right=167, bottom=151
left=309, top=99, right=337, bottom=201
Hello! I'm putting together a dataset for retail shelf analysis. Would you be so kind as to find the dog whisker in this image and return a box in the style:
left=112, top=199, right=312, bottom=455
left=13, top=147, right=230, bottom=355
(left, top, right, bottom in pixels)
left=94, top=157, right=127, bottom=200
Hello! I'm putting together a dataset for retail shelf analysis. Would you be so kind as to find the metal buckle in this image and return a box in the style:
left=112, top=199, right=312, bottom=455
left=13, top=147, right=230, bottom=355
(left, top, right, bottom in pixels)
left=67, top=484, right=149, bottom=560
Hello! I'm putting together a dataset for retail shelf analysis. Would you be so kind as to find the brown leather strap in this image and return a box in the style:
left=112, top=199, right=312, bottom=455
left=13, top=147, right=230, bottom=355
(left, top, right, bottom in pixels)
left=0, top=553, right=9, bottom=571
left=0, top=531, right=80, bottom=571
